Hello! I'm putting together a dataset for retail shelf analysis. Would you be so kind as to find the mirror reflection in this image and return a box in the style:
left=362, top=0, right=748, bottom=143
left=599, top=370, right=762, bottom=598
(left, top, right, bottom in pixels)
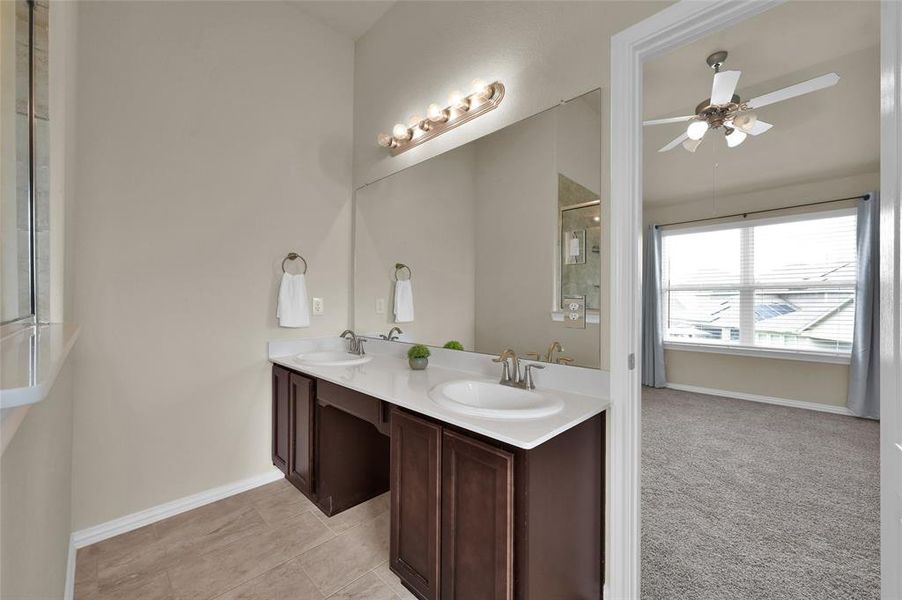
left=354, top=89, right=604, bottom=369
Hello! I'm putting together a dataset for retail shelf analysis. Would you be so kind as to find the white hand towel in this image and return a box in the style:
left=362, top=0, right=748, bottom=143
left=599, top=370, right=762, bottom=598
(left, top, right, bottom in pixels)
left=277, top=272, right=310, bottom=328
left=394, top=279, right=415, bottom=323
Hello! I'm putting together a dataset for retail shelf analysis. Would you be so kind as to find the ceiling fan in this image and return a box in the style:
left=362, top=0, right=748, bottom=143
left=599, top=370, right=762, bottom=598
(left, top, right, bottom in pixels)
left=645, top=51, right=840, bottom=153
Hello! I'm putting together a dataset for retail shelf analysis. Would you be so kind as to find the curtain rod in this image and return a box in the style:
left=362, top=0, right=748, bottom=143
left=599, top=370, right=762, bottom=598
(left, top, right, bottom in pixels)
left=654, top=194, right=868, bottom=229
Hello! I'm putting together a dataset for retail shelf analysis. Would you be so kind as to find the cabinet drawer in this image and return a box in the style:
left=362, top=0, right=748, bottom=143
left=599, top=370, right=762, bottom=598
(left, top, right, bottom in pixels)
left=316, top=379, right=390, bottom=435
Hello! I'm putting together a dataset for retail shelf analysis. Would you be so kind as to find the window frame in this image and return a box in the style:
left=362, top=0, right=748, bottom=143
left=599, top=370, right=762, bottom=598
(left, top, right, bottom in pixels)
left=659, top=207, right=858, bottom=362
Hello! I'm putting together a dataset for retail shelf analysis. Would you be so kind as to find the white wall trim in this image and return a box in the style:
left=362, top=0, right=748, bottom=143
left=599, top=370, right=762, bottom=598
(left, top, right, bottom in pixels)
left=63, top=534, right=76, bottom=600
left=70, top=469, right=283, bottom=550
left=664, top=383, right=854, bottom=416
left=663, top=341, right=851, bottom=365
left=880, top=2, right=902, bottom=598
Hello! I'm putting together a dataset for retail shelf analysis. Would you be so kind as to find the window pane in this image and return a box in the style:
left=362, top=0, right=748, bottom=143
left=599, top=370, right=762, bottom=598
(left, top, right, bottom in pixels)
left=663, top=228, right=741, bottom=287
left=753, top=214, right=857, bottom=286
left=753, top=289, right=855, bottom=352
left=664, top=290, right=740, bottom=342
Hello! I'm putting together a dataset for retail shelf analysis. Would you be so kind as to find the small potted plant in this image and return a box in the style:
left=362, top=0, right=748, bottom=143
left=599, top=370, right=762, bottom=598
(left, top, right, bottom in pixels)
left=443, top=340, right=464, bottom=351
left=407, top=344, right=431, bottom=370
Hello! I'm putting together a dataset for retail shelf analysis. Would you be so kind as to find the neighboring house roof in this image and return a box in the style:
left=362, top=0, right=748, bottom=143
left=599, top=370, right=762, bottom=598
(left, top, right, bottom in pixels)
left=666, top=263, right=856, bottom=344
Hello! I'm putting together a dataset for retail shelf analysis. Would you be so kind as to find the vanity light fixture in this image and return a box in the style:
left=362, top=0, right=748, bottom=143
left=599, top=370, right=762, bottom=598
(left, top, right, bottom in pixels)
left=377, top=79, right=506, bottom=156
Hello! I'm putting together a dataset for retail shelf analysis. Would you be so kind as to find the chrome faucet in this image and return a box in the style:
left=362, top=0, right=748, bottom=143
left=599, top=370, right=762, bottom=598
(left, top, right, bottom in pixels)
left=340, top=330, right=366, bottom=356
left=493, top=349, right=520, bottom=385
left=493, top=349, right=545, bottom=390
left=380, top=327, right=403, bottom=341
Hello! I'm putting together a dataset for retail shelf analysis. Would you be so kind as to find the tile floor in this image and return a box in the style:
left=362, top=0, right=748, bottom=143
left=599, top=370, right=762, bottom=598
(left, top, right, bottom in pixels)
left=74, top=479, right=415, bottom=600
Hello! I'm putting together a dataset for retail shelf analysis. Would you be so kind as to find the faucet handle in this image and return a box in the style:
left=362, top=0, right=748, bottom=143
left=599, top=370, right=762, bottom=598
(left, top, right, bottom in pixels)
left=357, top=338, right=367, bottom=356
left=523, top=363, right=545, bottom=390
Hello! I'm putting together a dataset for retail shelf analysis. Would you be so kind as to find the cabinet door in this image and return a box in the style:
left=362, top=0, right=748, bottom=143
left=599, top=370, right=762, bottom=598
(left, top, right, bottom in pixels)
left=288, top=372, right=315, bottom=495
left=441, top=430, right=514, bottom=600
left=390, top=409, right=441, bottom=600
left=271, top=365, right=290, bottom=474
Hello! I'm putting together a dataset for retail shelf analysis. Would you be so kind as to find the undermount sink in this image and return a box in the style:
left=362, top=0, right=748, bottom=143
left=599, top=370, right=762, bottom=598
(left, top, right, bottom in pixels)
left=428, top=380, right=564, bottom=420
left=294, top=351, right=372, bottom=367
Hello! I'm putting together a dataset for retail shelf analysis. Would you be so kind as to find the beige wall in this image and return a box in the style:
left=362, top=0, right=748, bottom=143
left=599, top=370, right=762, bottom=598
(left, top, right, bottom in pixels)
left=69, top=1, right=354, bottom=529
left=354, top=145, right=478, bottom=348
left=644, top=172, right=879, bottom=406
left=1, top=362, right=74, bottom=599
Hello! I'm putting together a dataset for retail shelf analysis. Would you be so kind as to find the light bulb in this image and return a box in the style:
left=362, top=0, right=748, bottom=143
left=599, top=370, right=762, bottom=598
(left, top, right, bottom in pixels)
left=470, top=79, right=492, bottom=100
left=682, top=138, right=702, bottom=153
left=593, top=216, right=600, bottom=222
left=427, top=103, right=448, bottom=123
left=449, top=91, right=469, bottom=111
left=408, top=114, right=423, bottom=128
left=377, top=132, right=394, bottom=148
left=732, top=111, right=757, bottom=133
left=725, top=127, right=747, bottom=148
left=392, top=123, right=411, bottom=141
left=686, top=120, right=709, bottom=141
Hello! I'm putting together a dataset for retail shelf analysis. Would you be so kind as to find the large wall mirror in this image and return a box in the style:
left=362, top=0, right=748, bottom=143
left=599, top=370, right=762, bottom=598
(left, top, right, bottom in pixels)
left=354, top=89, right=605, bottom=369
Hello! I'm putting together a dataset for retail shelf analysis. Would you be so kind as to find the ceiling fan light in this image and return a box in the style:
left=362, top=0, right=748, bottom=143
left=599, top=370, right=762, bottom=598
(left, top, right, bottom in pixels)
left=682, top=138, right=702, bottom=153
left=725, top=128, right=747, bottom=148
left=687, top=120, right=709, bottom=141
left=733, top=111, right=758, bottom=133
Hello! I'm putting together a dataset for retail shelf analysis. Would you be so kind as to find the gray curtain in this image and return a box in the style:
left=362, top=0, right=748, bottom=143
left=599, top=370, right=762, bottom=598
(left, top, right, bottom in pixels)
left=642, top=225, right=666, bottom=387
left=847, top=193, right=880, bottom=419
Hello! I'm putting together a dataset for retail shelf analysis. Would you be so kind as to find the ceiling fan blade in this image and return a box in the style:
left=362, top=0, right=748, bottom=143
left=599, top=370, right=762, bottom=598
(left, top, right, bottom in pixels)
left=746, top=73, right=840, bottom=109
left=711, top=70, right=741, bottom=105
left=745, top=120, right=773, bottom=136
left=682, top=138, right=702, bottom=153
left=659, top=132, right=689, bottom=152
left=643, top=115, right=695, bottom=126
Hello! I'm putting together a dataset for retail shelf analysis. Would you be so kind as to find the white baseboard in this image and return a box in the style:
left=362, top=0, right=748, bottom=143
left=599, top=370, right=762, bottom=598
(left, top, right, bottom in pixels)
left=664, top=383, right=854, bottom=416
left=70, top=468, right=283, bottom=550
left=63, top=534, right=76, bottom=600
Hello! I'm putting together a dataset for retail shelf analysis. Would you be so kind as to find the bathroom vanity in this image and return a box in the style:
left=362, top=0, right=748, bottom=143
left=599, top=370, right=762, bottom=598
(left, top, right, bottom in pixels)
left=270, top=340, right=608, bottom=600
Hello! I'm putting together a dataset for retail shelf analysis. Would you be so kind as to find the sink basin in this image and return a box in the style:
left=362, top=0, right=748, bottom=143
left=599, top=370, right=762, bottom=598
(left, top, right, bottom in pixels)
left=428, top=380, right=564, bottom=420
left=294, top=351, right=373, bottom=367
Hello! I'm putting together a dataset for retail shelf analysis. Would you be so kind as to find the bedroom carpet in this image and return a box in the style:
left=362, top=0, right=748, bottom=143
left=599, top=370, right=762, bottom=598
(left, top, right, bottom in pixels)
left=641, top=387, right=880, bottom=600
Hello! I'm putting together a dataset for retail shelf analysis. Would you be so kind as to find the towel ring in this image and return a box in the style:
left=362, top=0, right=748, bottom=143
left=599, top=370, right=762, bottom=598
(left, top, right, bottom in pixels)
left=282, top=252, right=308, bottom=274
left=394, top=263, right=412, bottom=281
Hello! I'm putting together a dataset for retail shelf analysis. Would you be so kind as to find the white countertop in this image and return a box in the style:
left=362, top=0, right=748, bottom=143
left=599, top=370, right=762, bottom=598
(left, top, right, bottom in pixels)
left=0, top=323, right=80, bottom=455
left=269, top=337, right=609, bottom=449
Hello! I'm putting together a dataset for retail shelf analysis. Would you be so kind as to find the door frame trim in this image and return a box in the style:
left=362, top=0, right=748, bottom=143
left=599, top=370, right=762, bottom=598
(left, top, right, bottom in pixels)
left=608, top=1, right=901, bottom=598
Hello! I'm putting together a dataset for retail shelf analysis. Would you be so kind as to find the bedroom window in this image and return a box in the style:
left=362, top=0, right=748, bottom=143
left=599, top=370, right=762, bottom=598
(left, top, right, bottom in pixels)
left=660, top=209, right=857, bottom=355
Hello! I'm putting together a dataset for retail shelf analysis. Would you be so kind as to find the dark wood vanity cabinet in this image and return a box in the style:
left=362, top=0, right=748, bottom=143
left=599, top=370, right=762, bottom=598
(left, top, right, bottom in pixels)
left=441, top=430, right=514, bottom=600
left=272, top=364, right=390, bottom=515
left=273, top=364, right=604, bottom=599
left=287, top=372, right=315, bottom=495
left=389, top=406, right=605, bottom=600
left=390, top=410, right=442, bottom=600
left=271, top=365, right=291, bottom=474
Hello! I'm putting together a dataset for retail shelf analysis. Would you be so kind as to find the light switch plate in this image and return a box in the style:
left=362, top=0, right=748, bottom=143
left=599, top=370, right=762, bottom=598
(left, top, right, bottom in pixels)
left=562, top=295, right=586, bottom=329
left=375, top=298, right=385, bottom=314
left=312, top=298, right=324, bottom=315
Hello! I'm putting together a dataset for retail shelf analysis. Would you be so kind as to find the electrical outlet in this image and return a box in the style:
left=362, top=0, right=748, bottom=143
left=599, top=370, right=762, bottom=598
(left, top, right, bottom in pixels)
left=312, top=297, right=324, bottom=315
left=375, top=298, right=385, bottom=314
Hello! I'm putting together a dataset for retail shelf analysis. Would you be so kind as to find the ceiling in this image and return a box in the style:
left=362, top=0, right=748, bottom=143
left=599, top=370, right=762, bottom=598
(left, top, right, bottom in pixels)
left=289, top=1, right=395, bottom=41
left=642, top=1, right=880, bottom=207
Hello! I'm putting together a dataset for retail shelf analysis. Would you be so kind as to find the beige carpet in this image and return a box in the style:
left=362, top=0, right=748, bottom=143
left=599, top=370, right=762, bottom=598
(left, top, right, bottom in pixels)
left=641, top=387, right=880, bottom=600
